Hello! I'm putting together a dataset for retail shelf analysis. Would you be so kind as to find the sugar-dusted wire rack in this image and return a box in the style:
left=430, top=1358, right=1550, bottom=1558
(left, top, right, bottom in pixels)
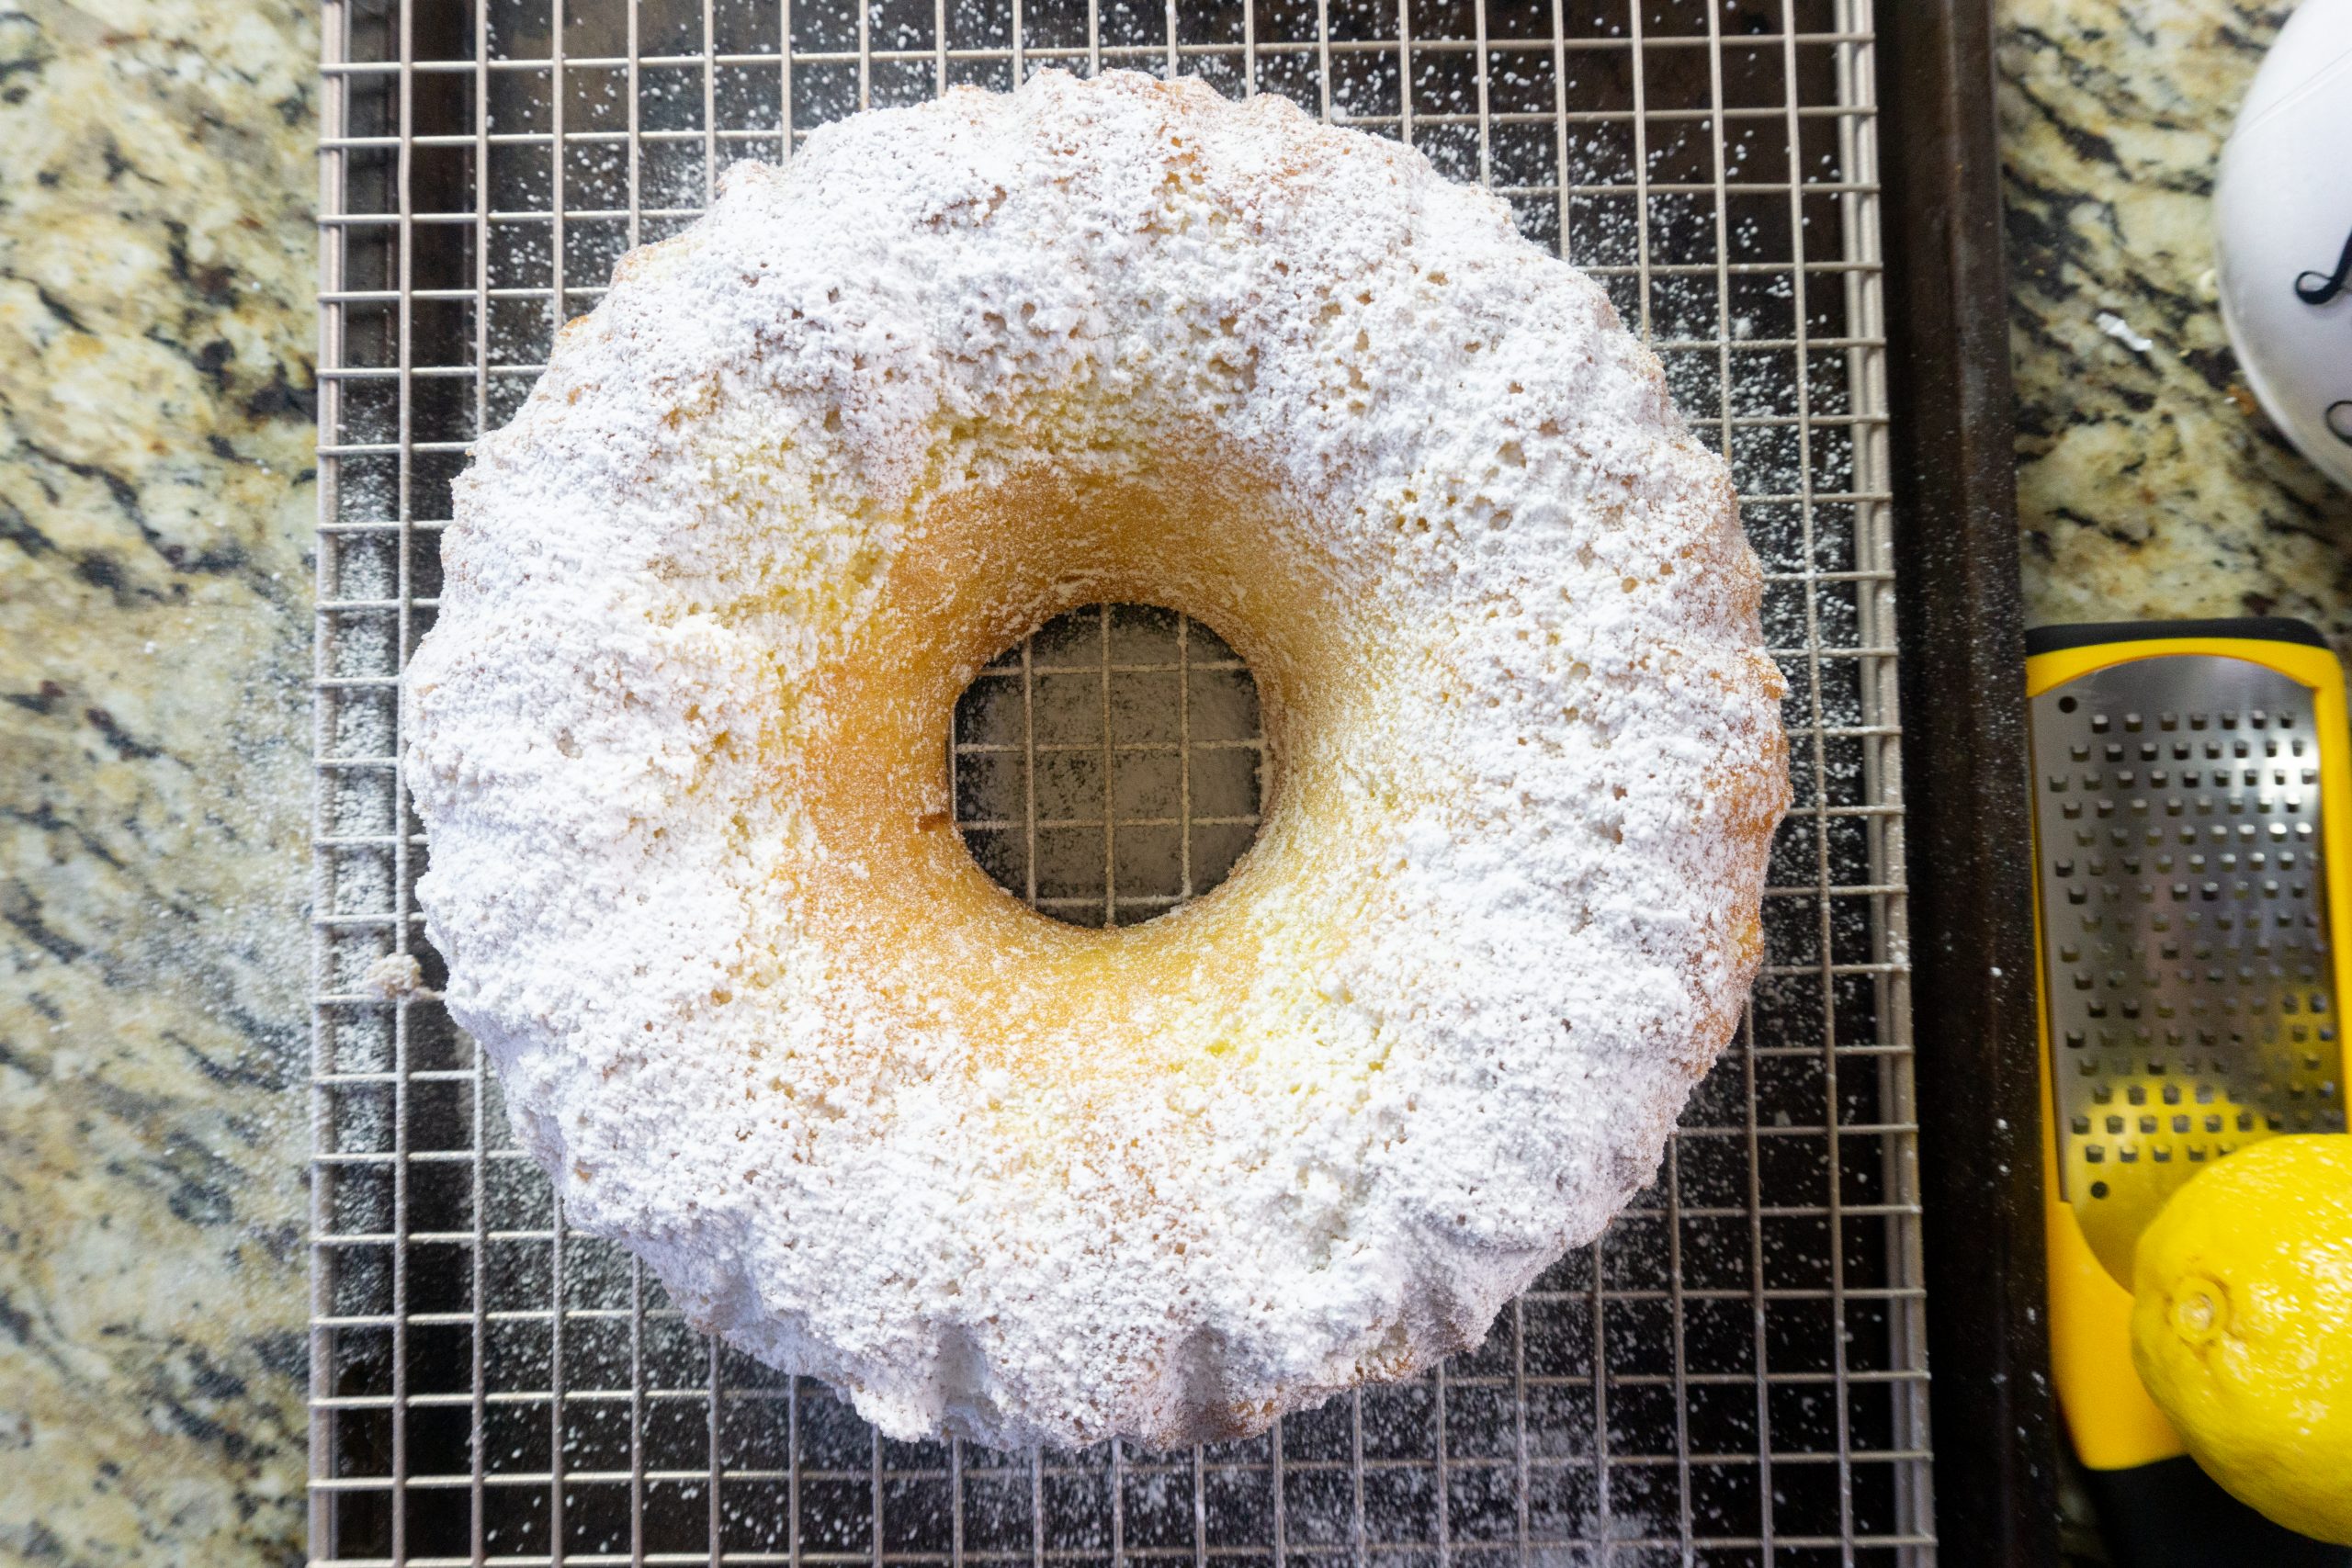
left=311, top=0, right=1926, bottom=1561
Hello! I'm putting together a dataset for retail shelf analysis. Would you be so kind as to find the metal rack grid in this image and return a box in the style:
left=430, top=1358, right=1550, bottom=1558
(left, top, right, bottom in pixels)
left=951, top=605, right=1268, bottom=929
left=311, top=0, right=1925, bottom=1561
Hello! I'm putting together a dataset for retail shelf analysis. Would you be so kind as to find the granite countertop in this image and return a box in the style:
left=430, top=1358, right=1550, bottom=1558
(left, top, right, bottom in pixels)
left=2, top=0, right=319, bottom=1561
left=2003, top=0, right=2352, bottom=631
left=3, top=2, right=2348, bottom=1562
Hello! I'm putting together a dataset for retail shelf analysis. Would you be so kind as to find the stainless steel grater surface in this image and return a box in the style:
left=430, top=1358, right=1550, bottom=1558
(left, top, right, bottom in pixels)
left=2029, top=656, right=2347, bottom=1283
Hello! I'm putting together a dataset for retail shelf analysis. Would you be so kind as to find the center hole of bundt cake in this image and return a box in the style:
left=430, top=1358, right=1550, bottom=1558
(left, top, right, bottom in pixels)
left=952, top=604, right=1266, bottom=928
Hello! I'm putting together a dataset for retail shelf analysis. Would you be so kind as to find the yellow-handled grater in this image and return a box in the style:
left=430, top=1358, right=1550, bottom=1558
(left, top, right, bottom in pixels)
left=2028, top=618, right=2352, bottom=1566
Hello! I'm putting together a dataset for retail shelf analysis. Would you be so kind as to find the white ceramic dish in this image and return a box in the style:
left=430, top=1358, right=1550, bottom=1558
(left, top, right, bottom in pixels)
left=2214, top=0, right=2352, bottom=492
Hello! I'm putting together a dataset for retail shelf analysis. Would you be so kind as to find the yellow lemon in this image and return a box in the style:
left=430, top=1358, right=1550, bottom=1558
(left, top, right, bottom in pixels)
left=2131, top=1134, right=2352, bottom=1544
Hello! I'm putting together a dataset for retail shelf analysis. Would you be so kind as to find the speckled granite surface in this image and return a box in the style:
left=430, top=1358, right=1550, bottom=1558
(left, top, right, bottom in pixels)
left=4, top=1, right=2348, bottom=1562
left=0, top=0, right=318, bottom=1562
left=2001, top=0, right=2352, bottom=635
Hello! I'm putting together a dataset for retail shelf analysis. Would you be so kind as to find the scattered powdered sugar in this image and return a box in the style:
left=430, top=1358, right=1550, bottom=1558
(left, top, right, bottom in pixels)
left=359, top=950, right=426, bottom=999
left=402, top=70, right=1787, bottom=1450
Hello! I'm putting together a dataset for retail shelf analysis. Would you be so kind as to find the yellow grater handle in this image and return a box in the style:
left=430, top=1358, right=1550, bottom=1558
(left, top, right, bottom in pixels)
left=2028, top=626, right=2352, bottom=1469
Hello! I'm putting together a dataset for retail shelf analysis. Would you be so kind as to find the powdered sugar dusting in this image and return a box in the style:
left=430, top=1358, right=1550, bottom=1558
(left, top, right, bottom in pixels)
left=403, top=70, right=1787, bottom=1450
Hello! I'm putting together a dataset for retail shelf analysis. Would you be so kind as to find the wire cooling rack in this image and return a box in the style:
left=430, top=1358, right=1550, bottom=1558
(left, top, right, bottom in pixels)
left=312, top=0, right=1924, bottom=1561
